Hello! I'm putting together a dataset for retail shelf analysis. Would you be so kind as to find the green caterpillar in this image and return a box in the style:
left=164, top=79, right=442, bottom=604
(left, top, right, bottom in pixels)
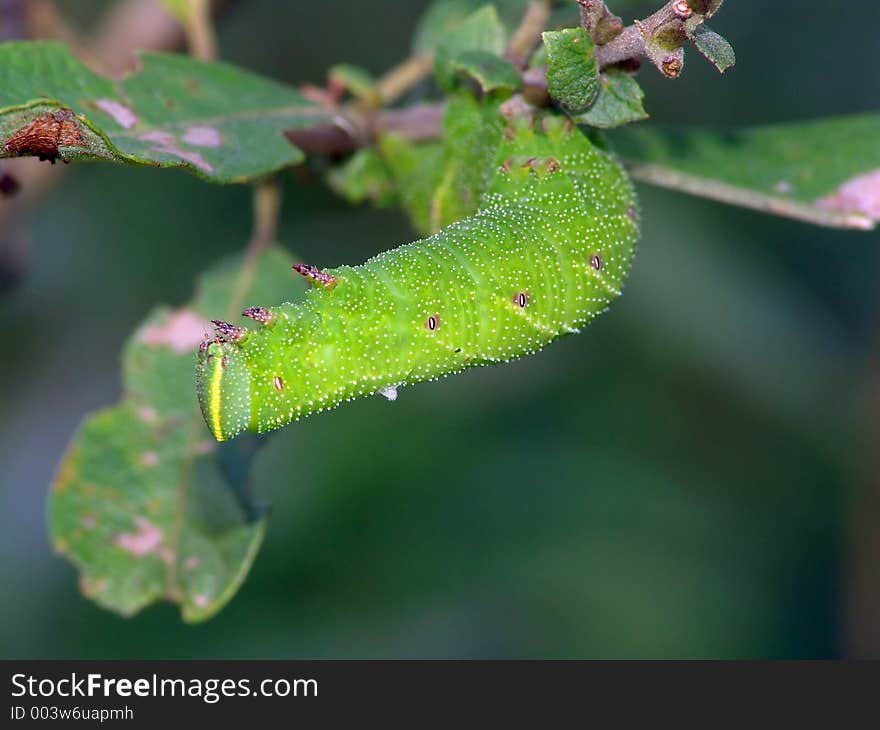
left=196, top=112, right=639, bottom=442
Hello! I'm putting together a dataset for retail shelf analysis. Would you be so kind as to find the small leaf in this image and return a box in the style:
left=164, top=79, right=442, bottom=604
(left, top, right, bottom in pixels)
left=328, top=64, right=380, bottom=105
left=50, top=248, right=307, bottom=621
left=0, top=41, right=328, bottom=182
left=413, top=0, right=527, bottom=55
left=432, top=5, right=508, bottom=89
left=377, top=136, right=445, bottom=235
left=611, top=114, right=880, bottom=229
left=690, top=25, right=735, bottom=73
left=448, top=50, right=522, bottom=92
left=528, top=43, right=547, bottom=69
left=574, top=71, right=647, bottom=129
left=328, top=148, right=399, bottom=207
left=542, top=27, right=599, bottom=115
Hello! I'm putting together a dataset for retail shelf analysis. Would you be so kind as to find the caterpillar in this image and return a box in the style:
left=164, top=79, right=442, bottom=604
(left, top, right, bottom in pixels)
left=196, top=112, right=639, bottom=442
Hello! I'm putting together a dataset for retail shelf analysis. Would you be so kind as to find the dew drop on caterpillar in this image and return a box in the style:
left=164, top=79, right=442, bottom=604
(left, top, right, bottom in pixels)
left=196, top=112, right=639, bottom=441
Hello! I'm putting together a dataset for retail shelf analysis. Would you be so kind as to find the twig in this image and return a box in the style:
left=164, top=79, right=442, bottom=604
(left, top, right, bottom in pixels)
left=376, top=54, right=433, bottom=105
left=594, top=24, right=645, bottom=69
left=179, top=0, right=217, bottom=61
left=376, top=103, right=445, bottom=141
left=285, top=103, right=444, bottom=156
left=506, top=0, right=552, bottom=68
left=247, top=178, right=281, bottom=257
left=227, top=178, right=281, bottom=319
left=577, top=0, right=623, bottom=45
left=625, top=161, right=875, bottom=231
left=596, top=1, right=687, bottom=76
left=287, top=0, right=734, bottom=153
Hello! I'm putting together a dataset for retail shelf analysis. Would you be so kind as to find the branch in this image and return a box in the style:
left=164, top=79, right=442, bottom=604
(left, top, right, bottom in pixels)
left=375, top=54, right=433, bottom=105
left=589, top=0, right=725, bottom=78
left=178, top=0, right=217, bottom=61
left=577, top=0, right=623, bottom=45
left=284, top=0, right=732, bottom=157
left=506, top=0, right=552, bottom=69
left=285, top=103, right=444, bottom=156
left=230, top=177, right=282, bottom=313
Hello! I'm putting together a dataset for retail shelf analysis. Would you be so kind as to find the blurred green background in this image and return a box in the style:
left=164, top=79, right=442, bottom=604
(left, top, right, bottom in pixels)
left=2, top=0, right=879, bottom=658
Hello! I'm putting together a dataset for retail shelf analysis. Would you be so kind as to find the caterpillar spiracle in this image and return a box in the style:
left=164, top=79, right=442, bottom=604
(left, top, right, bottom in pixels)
left=196, top=113, right=639, bottom=441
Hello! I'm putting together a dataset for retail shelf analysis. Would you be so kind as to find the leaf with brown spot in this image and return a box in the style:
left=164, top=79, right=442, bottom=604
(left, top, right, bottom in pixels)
left=4, top=108, right=86, bottom=162
left=0, top=41, right=329, bottom=182
left=49, top=248, right=307, bottom=622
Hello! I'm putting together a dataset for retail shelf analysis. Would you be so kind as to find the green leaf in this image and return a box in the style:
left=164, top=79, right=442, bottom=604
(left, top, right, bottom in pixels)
left=574, top=71, right=647, bottom=129
left=528, top=42, right=548, bottom=69
left=376, top=136, right=445, bottom=234
left=448, top=50, right=522, bottom=92
left=0, top=41, right=328, bottom=182
left=413, top=0, right=527, bottom=55
left=49, top=247, right=307, bottom=622
left=689, top=25, right=735, bottom=73
left=542, top=27, right=599, bottom=115
left=328, top=64, right=380, bottom=104
left=610, top=114, right=880, bottom=229
left=430, top=5, right=507, bottom=89
left=327, top=148, right=399, bottom=207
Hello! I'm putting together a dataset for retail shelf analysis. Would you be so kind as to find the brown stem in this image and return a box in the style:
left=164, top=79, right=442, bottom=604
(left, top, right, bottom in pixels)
left=227, top=178, right=281, bottom=318
left=376, top=54, right=433, bottom=105
left=285, top=103, right=445, bottom=156
left=577, top=0, right=624, bottom=45
left=376, top=103, right=445, bottom=141
left=594, top=24, right=645, bottom=68
left=247, top=177, right=281, bottom=255
left=592, top=0, right=699, bottom=77
left=506, top=0, right=552, bottom=69
left=180, top=0, right=218, bottom=61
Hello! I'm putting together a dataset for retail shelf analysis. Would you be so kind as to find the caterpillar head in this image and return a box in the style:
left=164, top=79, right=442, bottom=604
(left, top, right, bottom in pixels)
left=195, top=339, right=253, bottom=442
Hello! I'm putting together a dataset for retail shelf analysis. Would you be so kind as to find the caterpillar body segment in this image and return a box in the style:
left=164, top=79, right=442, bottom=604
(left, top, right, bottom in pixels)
left=197, top=115, right=639, bottom=441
